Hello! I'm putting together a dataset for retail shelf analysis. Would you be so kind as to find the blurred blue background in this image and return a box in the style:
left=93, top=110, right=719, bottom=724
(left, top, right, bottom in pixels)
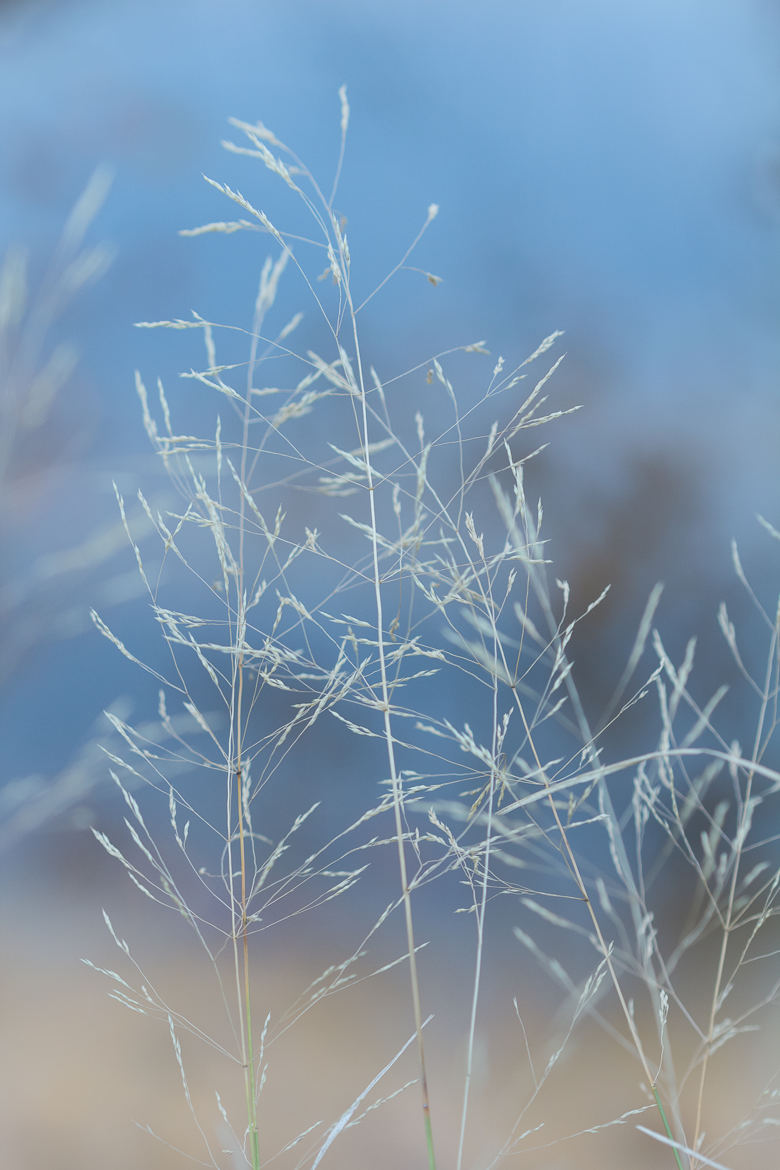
left=1, top=0, right=779, bottom=851
left=2, top=4, right=779, bottom=1168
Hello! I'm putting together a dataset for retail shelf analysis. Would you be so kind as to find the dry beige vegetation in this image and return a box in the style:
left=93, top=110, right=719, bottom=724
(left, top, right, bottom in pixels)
left=1, top=862, right=777, bottom=1169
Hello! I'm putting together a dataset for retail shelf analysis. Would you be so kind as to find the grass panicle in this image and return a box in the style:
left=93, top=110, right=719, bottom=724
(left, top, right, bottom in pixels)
left=88, top=91, right=779, bottom=1170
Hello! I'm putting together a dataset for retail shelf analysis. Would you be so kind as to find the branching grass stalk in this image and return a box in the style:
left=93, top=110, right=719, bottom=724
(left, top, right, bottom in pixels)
left=227, top=242, right=293, bottom=1170
left=490, top=568, right=685, bottom=1166
left=691, top=606, right=779, bottom=1167
left=227, top=251, right=286, bottom=1170
left=345, top=381, right=685, bottom=1162
left=330, top=332, right=685, bottom=1164
left=234, top=651, right=261, bottom=1170
left=344, top=284, right=437, bottom=1170
left=515, top=683, right=685, bottom=1168
left=494, top=473, right=688, bottom=1166
left=456, top=528, right=501, bottom=1170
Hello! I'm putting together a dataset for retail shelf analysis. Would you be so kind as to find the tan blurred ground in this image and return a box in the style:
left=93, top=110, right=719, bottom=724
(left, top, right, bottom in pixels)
left=0, top=840, right=777, bottom=1170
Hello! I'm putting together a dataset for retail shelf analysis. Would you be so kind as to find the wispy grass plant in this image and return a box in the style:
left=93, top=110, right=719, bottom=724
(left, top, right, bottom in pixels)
left=89, top=90, right=779, bottom=1170
left=0, top=170, right=149, bottom=847
left=0, top=167, right=115, bottom=683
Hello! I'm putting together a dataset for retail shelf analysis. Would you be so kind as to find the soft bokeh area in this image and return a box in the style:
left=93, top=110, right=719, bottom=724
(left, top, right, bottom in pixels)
left=1, top=2, right=778, bottom=1168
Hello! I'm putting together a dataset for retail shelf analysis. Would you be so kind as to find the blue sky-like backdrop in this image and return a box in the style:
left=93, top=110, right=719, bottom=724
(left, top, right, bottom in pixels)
left=2, top=0, right=780, bottom=835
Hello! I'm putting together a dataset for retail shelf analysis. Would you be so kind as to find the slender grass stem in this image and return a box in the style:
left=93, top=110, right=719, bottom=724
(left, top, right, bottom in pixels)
left=457, top=540, right=501, bottom=1170
left=503, top=642, right=683, bottom=1166
left=345, top=278, right=437, bottom=1167
left=231, top=650, right=260, bottom=1170
left=692, top=611, right=778, bottom=1166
